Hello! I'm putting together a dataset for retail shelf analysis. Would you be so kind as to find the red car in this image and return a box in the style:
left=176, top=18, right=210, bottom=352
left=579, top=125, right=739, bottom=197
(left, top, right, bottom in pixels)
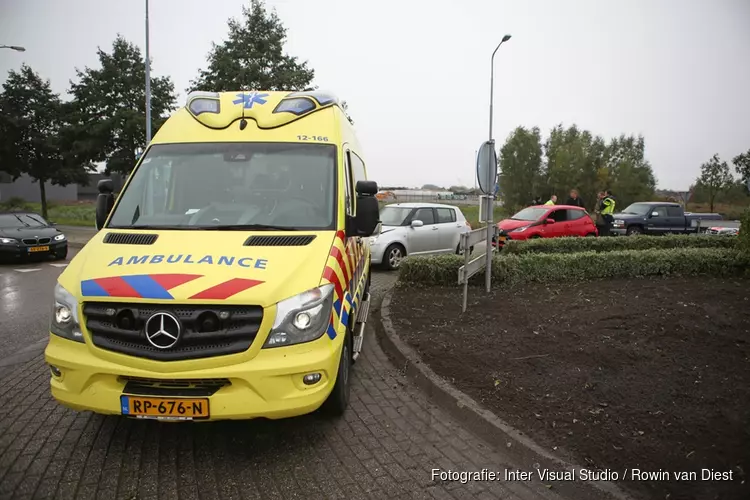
left=493, top=205, right=598, bottom=248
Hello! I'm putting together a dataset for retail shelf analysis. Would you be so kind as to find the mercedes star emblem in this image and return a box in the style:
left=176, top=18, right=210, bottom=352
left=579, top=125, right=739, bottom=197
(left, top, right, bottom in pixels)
left=144, top=312, right=181, bottom=349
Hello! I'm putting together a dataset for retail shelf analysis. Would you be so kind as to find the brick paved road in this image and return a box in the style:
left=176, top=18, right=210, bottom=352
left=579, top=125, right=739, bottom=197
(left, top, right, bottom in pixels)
left=0, top=267, right=567, bottom=500
left=0, top=255, right=75, bottom=360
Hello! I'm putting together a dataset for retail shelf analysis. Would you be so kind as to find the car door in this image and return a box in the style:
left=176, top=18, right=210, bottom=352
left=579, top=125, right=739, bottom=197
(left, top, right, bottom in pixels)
left=544, top=208, right=568, bottom=237
left=665, top=206, right=686, bottom=233
left=435, top=207, right=462, bottom=252
left=645, top=206, right=670, bottom=234
left=563, top=209, right=585, bottom=236
left=406, top=207, right=440, bottom=255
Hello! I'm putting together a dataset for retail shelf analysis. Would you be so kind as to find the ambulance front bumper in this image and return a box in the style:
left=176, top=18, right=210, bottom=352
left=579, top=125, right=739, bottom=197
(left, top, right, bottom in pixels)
left=44, top=333, right=343, bottom=421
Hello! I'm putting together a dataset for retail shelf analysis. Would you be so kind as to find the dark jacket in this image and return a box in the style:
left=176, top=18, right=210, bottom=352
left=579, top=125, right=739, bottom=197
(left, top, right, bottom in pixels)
left=565, top=196, right=584, bottom=208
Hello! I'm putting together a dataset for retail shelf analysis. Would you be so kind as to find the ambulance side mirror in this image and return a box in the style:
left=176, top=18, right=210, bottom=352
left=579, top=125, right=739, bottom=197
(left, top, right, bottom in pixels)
left=95, top=179, right=115, bottom=231
left=348, top=180, right=380, bottom=237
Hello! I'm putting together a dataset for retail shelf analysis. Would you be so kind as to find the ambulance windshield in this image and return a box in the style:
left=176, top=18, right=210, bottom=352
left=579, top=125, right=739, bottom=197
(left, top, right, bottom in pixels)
left=107, top=142, right=337, bottom=230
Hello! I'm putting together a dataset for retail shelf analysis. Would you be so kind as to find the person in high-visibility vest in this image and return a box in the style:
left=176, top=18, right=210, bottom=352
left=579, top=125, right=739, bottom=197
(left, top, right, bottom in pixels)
left=544, top=195, right=557, bottom=205
left=600, top=190, right=616, bottom=236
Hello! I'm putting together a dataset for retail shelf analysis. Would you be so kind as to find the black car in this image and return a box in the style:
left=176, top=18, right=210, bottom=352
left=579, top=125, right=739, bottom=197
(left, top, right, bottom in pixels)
left=0, top=212, right=68, bottom=262
left=610, top=202, right=723, bottom=236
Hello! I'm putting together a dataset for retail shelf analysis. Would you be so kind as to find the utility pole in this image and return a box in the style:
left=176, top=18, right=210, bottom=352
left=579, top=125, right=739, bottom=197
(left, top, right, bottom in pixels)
left=145, top=0, right=152, bottom=144
left=484, top=34, right=511, bottom=293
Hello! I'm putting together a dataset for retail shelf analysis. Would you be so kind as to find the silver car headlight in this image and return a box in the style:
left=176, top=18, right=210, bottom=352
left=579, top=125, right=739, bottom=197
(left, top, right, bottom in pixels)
left=0, top=237, right=17, bottom=244
left=612, top=220, right=625, bottom=226
left=511, top=225, right=530, bottom=233
left=54, top=234, right=66, bottom=241
left=50, top=283, right=84, bottom=343
left=263, top=284, right=335, bottom=348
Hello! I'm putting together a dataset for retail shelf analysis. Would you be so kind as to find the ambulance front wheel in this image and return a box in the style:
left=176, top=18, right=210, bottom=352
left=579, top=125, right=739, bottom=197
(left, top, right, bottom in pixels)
left=321, top=329, right=352, bottom=416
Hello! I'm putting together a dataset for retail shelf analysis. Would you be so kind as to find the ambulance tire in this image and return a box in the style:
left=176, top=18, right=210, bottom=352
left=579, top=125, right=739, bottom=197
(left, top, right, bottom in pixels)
left=321, top=328, right=352, bottom=416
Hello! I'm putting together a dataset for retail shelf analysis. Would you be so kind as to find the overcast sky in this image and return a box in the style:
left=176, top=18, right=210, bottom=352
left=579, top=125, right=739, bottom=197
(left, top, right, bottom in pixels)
left=1, top=0, right=749, bottom=190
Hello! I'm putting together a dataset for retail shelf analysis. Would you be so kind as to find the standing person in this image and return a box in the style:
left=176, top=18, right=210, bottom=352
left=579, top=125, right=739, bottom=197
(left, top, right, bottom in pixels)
left=544, top=195, right=557, bottom=205
left=594, top=191, right=607, bottom=235
left=600, top=190, right=616, bottom=236
left=565, top=189, right=585, bottom=208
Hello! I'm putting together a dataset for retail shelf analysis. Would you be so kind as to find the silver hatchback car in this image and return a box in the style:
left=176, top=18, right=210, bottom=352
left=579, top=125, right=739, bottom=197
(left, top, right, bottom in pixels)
left=369, top=203, right=472, bottom=270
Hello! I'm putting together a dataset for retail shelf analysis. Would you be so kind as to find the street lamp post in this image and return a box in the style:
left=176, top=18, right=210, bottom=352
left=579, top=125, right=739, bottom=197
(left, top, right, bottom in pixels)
left=145, top=0, right=152, bottom=144
left=484, top=34, right=511, bottom=293
left=0, top=45, right=26, bottom=52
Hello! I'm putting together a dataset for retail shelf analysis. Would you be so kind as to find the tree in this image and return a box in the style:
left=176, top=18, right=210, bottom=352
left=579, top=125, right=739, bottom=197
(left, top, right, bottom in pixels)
left=188, top=0, right=315, bottom=93
left=603, top=134, right=656, bottom=208
left=498, top=126, right=543, bottom=210
left=733, top=149, right=750, bottom=191
left=66, top=35, right=176, bottom=174
left=0, top=65, right=92, bottom=218
left=421, top=184, right=443, bottom=190
left=542, top=124, right=608, bottom=209
left=341, top=100, right=354, bottom=125
left=697, top=154, right=734, bottom=212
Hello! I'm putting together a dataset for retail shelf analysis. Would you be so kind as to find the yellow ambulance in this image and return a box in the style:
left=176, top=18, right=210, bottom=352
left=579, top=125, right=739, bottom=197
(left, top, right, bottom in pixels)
left=44, top=90, right=380, bottom=421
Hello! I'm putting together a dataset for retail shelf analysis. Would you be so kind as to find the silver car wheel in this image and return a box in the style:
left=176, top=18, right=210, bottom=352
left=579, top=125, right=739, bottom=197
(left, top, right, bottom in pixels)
left=388, top=247, right=403, bottom=268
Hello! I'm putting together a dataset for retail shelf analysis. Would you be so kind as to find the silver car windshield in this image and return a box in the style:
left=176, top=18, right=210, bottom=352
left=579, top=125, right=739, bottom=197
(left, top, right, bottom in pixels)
left=380, top=206, right=412, bottom=226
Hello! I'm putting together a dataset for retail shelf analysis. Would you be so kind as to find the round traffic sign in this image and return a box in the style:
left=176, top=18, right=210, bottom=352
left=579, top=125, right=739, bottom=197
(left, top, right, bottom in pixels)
left=476, top=141, right=497, bottom=195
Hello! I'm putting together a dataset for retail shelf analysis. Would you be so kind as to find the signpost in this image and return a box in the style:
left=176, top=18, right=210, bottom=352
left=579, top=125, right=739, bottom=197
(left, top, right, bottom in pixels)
left=476, top=140, right=497, bottom=293
left=461, top=34, right=510, bottom=306
left=457, top=227, right=497, bottom=312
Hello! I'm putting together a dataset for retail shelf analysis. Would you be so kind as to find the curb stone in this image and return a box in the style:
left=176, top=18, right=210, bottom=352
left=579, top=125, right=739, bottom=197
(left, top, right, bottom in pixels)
left=376, top=289, right=636, bottom=500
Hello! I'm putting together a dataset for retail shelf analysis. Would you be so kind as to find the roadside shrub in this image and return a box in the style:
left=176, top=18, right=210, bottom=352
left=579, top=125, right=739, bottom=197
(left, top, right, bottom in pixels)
left=502, top=234, right=737, bottom=255
left=1, top=197, right=29, bottom=209
left=398, top=248, right=750, bottom=287
left=739, top=208, right=750, bottom=253
left=397, top=254, right=463, bottom=286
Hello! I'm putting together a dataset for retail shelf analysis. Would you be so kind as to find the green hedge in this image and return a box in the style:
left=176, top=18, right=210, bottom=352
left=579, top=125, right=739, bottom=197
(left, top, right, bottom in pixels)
left=398, top=247, right=750, bottom=287
left=502, top=233, right=737, bottom=255
left=739, top=209, right=750, bottom=253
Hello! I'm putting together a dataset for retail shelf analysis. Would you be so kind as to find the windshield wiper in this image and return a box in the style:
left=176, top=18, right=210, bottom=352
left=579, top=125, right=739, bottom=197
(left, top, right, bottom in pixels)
left=25, top=214, right=47, bottom=226
left=13, top=215, right=30, bottom=227
left=107, top=224, right=302, bottom=231
left=194, top=224, right=298, bottom=231
left=107, top=225, right=204, bottom=230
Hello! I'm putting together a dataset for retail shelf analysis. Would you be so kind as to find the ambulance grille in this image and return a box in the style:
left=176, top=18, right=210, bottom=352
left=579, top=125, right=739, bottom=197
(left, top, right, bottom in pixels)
left=82, top=302, right=263, bottom=361
left=104, top=233, right=159, bottom=245
left=243, top=235, right=316, bottom=246
left=119, top=376, right=230, bottom=396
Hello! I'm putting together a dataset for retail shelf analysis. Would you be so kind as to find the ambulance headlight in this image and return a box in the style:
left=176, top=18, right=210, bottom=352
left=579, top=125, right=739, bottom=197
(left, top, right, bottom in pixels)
left=50, top=282, right=84, bottom=343
left=263, top=284, right=335, bottom=348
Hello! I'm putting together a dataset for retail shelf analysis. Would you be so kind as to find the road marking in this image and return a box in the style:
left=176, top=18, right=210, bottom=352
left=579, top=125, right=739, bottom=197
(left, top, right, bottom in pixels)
left=49, top=263, right=69, bottom=268
left=14, top=268, right=41, bottom=273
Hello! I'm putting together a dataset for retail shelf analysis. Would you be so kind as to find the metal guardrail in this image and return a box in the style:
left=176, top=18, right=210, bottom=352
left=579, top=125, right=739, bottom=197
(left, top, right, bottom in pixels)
left=457, top=226, right=498, bottom=312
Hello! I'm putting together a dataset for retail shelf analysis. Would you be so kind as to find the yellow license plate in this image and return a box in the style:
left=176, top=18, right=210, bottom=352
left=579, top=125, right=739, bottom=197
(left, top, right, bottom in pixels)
left=120, top=395, right=209, bottom=420
left=498, top=236, right=507, bottom=242
left=28, top=245, right=49, bottom=252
